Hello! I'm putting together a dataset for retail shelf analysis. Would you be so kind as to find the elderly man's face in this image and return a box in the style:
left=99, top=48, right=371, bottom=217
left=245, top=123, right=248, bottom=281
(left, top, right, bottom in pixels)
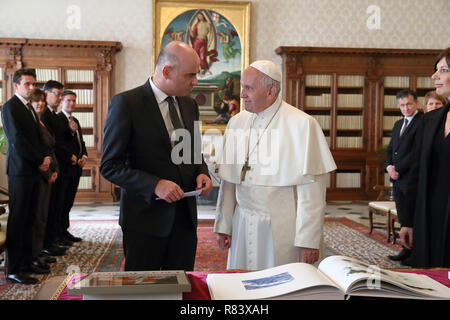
left=240, top=67, right=271, bottom=113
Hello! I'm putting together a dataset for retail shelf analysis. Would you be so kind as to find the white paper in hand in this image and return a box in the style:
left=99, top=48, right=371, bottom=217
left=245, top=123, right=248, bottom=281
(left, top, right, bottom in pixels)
left=155, top=189, right=202, bottom=201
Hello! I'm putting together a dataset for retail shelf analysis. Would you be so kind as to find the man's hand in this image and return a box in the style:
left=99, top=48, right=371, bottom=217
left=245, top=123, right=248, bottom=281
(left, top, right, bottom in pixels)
left=387, top=165, right=400, bottom=180
left=218, top=233, right=232, bottom=250
left=78, top=157, right=87, bottom=168
left=196, top=173, right=212, bottom=196
left=154, top=179, right=184, bottom=203
left=300, top=247, right=319, bottom=264
left=38, top=156, right=52, bottom=172
left=48, top=172, right=58, bottom=184
left=400, top=227, right=413, bottom=249
left=68, top=119, right=79, bottom=132
left=71, top=154, right=78, bottom=165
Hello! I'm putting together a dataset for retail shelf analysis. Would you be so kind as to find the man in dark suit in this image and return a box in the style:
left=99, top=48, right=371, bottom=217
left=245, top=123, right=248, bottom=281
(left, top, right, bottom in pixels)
left=1, top=69, right=52, bottom=284
left=386, top=89, right=422, bottom=263
left=40, top=80, right=68, bottom=257
left=101, top=41, right=212, bottom=271
left=54, top=90, right=87, bottom=244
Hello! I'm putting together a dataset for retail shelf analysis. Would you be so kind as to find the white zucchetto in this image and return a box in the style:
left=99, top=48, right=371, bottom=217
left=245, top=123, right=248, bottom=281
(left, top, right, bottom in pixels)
left=249, top=60, right=282, bottom=82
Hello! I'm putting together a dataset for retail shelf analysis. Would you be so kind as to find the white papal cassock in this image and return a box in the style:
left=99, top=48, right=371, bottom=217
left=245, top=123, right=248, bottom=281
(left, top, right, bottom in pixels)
left=214, top=95, right=337, bottom=270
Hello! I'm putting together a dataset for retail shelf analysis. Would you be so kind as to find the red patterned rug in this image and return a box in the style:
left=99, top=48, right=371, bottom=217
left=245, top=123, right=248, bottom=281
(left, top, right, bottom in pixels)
left=0, top=217, right=404, bottom=300
left=98, top=219, right=226, bottom=273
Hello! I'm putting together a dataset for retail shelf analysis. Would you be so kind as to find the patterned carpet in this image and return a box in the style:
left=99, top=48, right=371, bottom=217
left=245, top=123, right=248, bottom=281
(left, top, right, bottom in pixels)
left=0, top=217, right=404, bottom=300
left=0, top=220, right=119, bottom=300
left=99, top=220, right=226, bottom=272
left=324, top=217, right=402, bottom=268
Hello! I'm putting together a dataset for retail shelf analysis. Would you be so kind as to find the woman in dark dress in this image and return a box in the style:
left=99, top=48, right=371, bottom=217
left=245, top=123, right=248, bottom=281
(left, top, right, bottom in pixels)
left=30, top=89, right=59, bottom=267
left=401, top=47, right=450, bottom=267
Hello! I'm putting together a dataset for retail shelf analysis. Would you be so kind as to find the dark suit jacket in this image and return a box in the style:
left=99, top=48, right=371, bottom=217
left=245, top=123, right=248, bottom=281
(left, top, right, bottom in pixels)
left=100, top=80, right=209, bottom=237
left=40, top=107, right=59, bottom=136
left=1, top=95, right=49, bottom=176
left=385, top=112, right=423, bottom=191
left=404, top=103, right=450, bottom=267
left=55, top=113, right=87, bottom=177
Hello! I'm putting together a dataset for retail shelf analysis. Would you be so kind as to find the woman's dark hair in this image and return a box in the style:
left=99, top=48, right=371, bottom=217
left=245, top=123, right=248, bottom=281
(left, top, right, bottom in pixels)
left=434, top=47, right=450, bottom=71
left=31, top=88, right=46, bottom=103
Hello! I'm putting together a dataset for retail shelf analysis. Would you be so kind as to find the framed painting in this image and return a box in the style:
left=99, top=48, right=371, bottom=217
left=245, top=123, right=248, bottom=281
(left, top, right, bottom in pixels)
left=153, top=0, right=251, bottom=132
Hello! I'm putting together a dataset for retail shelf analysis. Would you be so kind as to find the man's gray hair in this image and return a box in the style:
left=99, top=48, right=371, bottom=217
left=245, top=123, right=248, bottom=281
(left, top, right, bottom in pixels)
left=155, top=46, right=179, bottom=72
left=260, top=73, right=281, bottom=96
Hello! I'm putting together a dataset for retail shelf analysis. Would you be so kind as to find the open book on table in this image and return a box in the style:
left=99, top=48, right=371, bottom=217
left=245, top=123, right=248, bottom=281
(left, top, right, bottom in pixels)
left=206, top=255, right=450, bottom=300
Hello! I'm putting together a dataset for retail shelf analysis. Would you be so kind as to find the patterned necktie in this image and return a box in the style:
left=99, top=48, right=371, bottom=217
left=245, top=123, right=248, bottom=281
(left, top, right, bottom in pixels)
left=165, top=96, right=183, bottom=130
left=70, top=116, right=82, bottom=156
left=400, top=118, right=408, bottom=136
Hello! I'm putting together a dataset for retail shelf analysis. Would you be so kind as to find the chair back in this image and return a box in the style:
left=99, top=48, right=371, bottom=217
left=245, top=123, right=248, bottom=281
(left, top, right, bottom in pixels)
left=373, top=185, right=394, bottom=201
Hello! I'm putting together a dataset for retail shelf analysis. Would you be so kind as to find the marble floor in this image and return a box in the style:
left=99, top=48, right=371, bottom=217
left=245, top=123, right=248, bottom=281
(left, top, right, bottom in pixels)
left=69, top=200, right=390, bottom=232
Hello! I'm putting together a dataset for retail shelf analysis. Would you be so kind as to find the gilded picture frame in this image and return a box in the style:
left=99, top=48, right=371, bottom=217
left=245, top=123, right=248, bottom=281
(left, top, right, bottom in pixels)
left=153, top=0, right=251, bottom=133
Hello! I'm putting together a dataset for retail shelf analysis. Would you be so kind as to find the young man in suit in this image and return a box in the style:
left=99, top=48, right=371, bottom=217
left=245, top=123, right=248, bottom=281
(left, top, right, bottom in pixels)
left=55, top=90, right=87, bottom=245
left=1, top=69, right=52, bottom=284
left=386, top=89, right=422, bottom=263
left=40, top=80, right=68, bottom=258
left=101, top=41, right=212, bottom=271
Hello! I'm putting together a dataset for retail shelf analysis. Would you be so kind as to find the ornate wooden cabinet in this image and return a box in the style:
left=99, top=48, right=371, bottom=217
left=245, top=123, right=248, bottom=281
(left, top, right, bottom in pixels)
left=0, top=38, right=122, bottom=202
left=275, top=46, right=441, bottom=200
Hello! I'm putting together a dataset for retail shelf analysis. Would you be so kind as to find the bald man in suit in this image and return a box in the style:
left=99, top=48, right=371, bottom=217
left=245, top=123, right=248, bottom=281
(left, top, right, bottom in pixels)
left=101, top=41, right=212, bottom=271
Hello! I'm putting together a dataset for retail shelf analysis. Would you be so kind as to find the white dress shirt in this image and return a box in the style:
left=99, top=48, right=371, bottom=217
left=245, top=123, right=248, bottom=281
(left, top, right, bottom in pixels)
left=149, top=78, right=184, bottom=146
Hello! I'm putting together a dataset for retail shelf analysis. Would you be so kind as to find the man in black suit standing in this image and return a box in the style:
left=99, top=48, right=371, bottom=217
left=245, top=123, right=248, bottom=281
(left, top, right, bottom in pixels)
left=1, top=69, right=52, bottom=284
left=386, top=89, right=422, bottom=263
left=40, top=80, right=67, bottom=257
left=55, top=90, right=87, bottom=244
left=101, top=41, right=212, bottom=271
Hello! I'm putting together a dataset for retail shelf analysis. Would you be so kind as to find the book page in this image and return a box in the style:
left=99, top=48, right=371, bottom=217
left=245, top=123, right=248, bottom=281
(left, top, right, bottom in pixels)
left=318, top=256, right=379, bottom=292
left=318, top=255, right=450, bottom=299
left=207, top=263, right=341, bottom=300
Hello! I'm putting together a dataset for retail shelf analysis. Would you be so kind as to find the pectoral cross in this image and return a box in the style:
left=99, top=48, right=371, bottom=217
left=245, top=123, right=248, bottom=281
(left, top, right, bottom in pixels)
left=240, top=160, right=251, bottom=182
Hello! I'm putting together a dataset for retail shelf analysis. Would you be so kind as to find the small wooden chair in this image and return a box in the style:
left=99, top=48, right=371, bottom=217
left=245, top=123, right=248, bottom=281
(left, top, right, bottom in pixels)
left=368, top=185, right=395, bottom=242
left=388, top=207, right=398, bottom=244
left=0, top=186, right=9, bottom=274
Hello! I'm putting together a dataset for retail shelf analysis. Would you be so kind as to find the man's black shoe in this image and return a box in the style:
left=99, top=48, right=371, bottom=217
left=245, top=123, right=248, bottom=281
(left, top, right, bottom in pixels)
left=31, top=259, right=51, bottom=271
left=6, top=273, right=39, bottom=285
left=41, top=246, right=66, bottom=257
left=388, top=247, right=411, bottom=261
left=64, top=231, right=82, bottom=243
left=22, top=262, right=50, bottom=275
left=38, top=253, right=57, bottom=264
left=56, top=238, right=73, bottom=247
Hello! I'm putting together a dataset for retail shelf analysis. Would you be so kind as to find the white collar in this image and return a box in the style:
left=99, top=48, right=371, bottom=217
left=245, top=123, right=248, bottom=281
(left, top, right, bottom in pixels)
left=149, top=77, right=172, bottom=104
left=405, top=110, right=418, bottom=122
left=14, top=92, right=29, bottom=106
left=61, top=109, right=71, bottom=118
left=47, top=105, right=57, bottom=113
left=255, top=95, right=282, bottom=119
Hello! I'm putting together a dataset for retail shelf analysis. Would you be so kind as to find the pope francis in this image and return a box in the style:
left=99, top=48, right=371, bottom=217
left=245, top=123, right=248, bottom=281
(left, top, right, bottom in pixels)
left=213, top=60, right=337, bottom=270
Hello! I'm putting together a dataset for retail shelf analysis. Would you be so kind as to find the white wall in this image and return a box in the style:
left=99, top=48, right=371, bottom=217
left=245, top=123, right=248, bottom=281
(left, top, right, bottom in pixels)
left=1, top=0, right=448, bottom=94
left=0, top=0, right=449, bottom=188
